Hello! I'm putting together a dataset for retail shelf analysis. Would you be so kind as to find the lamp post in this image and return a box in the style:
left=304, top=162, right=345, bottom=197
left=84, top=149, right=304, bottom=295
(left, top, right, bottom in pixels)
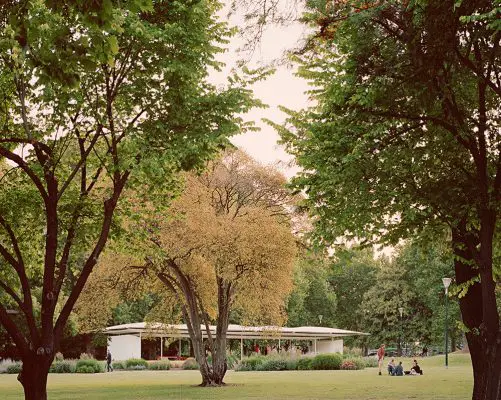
left=442, top=278, right=452, bottom=368
left=318, top=314, right=323, bottom=326
left=398, top=307, right=404, bottom=357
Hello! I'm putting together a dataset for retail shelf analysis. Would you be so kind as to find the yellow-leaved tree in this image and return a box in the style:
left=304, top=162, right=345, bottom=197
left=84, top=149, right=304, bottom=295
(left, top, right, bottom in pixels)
left=127, top=149, right=297, bottom=386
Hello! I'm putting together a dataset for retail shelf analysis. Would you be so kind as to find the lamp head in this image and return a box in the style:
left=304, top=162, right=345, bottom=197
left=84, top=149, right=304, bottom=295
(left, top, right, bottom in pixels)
left=442, top=277, right=452, bottom=294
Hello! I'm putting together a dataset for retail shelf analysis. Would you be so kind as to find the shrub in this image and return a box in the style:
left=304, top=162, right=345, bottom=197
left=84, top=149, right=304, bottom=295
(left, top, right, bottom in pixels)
left=170, top=360, right=184, bottom=369
left=76, top=359, right=103, bottom=373
left=340, top=360, right=358, bottom=370
left=76, top=366, right=95, bottom=373
left=147, top=361, right=171, bottom=370
left=5, top=363, right=22, bottom=374
left=182, top=358, right=199, bottom=370
left=127, top=365, right=147, bottom=370
left=311, top=353, right=343, bottom=370
left=0, top=360, right=20, bottom=374
left=236, top=355, right=265, bottom=371
left=256, top=359, right=288, bottom=371
left=343, top=358, right=365, bottom=370
left=296, top=357, right=313, bottom=370
left=226, top=354, right=239, bottom=370
left=55, top=352, right=64, bottom=362
left=112, top=361, right=124, bottom=370
left=50, top=361, right=75, bottom=373
left=125, top=358, right=148, bottom=369
left=363, top=357, right=379, bottom=368
left=285, top=359, right=298, bottom=371
left=79, top=352, right=93, bottom=360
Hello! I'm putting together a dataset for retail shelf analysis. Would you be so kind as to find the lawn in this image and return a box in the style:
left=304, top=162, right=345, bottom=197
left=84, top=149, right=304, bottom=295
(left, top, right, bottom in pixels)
left=0, top=354, right=473, bottom=400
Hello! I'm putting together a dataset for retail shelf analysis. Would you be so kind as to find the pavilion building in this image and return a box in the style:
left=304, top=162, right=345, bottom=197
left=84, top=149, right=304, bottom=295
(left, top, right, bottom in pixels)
left=105, top=323, right=368, bottom=361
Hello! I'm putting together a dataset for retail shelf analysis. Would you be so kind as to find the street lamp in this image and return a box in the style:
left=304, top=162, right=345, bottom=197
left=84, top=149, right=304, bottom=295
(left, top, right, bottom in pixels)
left=318, top=315, right=323, bottom=325
left=398, top=307, right=404, bottom=356
left=442, top=277, right=452, bottom=368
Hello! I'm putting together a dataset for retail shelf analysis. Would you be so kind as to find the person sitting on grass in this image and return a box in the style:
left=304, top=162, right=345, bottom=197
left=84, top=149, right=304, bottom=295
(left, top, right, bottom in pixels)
left=410, top=359, right=423, bottom=375
left=393, top=361, right=404, bottom=376
left=387, top=359, right=396, bottom=375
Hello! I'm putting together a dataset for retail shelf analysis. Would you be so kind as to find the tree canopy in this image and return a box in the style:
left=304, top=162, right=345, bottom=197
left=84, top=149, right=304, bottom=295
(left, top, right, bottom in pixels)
left=278, top=1, right=500, bottom=398
left=0, top=1, right=260, bottom=398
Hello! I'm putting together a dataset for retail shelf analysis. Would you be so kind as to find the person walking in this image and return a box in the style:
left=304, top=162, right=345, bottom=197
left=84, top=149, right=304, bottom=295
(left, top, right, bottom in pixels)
left=106, top=350, right=113, bottom=372
left=377, top=344, right=385, bottom=375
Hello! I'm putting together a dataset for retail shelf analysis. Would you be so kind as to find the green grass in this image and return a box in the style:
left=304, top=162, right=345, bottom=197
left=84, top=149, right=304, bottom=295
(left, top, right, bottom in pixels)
left=0, top=354, right=473, bottom=400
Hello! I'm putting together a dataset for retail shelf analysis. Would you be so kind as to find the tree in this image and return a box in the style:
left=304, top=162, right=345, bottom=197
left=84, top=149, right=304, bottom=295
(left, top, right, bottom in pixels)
left=124, top=150, right=297, bottom=386
left=400, top=239, right=462, bottom=351
left=328, top=248, right=378, bottom=350
left=286, top=254, right=337, bottom=328
left=279, top=1, right=500, bottom=398
left=0, top=1, right=259, bottom=398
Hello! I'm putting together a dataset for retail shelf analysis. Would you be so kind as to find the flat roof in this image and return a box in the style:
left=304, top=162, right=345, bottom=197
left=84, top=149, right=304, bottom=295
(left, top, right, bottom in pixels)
left=105, top=323, right=368, bottom=340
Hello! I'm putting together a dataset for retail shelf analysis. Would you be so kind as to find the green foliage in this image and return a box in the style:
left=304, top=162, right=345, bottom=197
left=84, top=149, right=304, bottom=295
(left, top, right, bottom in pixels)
left=147, top=361, right=171, bottom=370
left=363, top=357, right=379, bottom=368
left=328, top=248, right=377, bottom=347
left=235, top=355, right=266, bottom=371
left=256, top=359, right=288, bottom=371
left=0, top=0, right=262, bottom=363
left=311, top=353, right=343, bottom=370
left=182, top=358, right=199, bottom=370
left=112, top=361, right=124, bottom=370
left=75, top=359, right=103, bottom=373
left=226, top=354, right=239, bottom=370
left=359, top=240, right=461, bottom=350
left=287, top=253, right=337, bottom=327
left=50, top=361, right=76, bottom=374
left=5, top=363, right=22, bottom=374
left=75, top=366, right=95, bottom=374
left=125, top=358, right=148, bottom=369
left=79, top=353, right=94, bottom=360
left=111, top=294, right=158, bottom=326
left=296, top=357, right=313, bottom=370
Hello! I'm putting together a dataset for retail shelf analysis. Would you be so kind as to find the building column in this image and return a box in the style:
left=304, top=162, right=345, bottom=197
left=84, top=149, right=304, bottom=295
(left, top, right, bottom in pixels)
left=160, top=337, right=163, bottom=359
left=240, top=337, right=243, bottom=361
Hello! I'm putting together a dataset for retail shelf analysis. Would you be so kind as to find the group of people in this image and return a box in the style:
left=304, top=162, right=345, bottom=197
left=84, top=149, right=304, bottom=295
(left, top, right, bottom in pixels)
left=387, top=358, right=423, bottom=376
left=377, top=344, right=423, bottom=376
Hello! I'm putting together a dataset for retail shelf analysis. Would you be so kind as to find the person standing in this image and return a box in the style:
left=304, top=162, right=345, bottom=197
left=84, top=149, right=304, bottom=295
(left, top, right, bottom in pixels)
left=106, top=350, right=113, bottom=372
left=377, top=344, right=385, bottom=375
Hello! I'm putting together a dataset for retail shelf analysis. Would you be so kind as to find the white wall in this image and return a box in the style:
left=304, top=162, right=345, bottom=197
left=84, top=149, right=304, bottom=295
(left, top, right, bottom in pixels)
left=316, top=339, right=344, bottom=354
left=108, top=335, right=141, bottom=361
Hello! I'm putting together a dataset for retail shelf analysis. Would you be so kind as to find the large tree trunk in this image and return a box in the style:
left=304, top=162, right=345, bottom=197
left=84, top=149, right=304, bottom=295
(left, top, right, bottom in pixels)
left=452, top=228, right=501, bottom=400
left=18, top=354, right=52, bottom=400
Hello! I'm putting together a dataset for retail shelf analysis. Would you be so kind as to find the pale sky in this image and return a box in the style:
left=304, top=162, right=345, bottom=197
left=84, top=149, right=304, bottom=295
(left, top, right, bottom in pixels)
left=211, top=14, right=311, bottom=179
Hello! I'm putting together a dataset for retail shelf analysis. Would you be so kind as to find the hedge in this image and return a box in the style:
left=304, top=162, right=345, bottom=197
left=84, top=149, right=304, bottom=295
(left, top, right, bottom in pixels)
left=311, top=353, right=343, bottom=370
left=182, top=358, right=199, bottom=370
left=125, top=358, right=148, bottom=370
left=256, top=359, right=288, bottom=371
left=296, top=357, right=313, bottom=370
left=112, top=361, right=125, bottom=370
left=50, top=361, right=76, bottom=373
left=235, top=355, right=265, bottom=371
left=75, top=359, right=103, bottom=373
left=5, top=363, right=22, bottom=374
left=147, top=361, right=171, bottom=370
